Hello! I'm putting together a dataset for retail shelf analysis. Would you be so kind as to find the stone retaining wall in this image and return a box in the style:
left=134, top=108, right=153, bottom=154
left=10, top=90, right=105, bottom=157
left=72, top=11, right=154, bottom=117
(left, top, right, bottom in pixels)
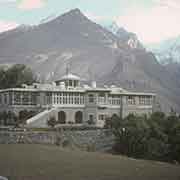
left=0, top=129, right=115, bottom=152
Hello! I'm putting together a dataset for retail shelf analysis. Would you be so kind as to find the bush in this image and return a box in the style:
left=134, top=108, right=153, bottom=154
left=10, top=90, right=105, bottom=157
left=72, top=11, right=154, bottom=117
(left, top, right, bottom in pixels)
left=18, top=110, right=37, bottom=125
left=87, top=119, right=95, bottom=125
left=47, top=116, right=57, bottom=128
left=0, top=111, right=18, bottom=126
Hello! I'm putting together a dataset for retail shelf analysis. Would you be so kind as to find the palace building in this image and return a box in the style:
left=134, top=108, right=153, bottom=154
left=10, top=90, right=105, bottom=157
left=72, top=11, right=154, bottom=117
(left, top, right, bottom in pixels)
left=0, top=72, right=156, bottom=128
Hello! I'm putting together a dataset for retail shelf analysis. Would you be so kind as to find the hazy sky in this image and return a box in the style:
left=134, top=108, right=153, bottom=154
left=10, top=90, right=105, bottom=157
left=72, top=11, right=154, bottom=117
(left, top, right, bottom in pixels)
left=0, top=0, right=179, bottom=44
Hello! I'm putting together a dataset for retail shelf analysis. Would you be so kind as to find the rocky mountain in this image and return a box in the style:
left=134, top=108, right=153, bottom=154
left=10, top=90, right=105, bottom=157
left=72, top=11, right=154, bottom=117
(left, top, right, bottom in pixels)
left=105, top=22, right=144, bottom=49
left=147, top=36, right=180, bottom=64
left=147, top=36, right=180, bottom=94
left=0, top=8, right=180, bottom=113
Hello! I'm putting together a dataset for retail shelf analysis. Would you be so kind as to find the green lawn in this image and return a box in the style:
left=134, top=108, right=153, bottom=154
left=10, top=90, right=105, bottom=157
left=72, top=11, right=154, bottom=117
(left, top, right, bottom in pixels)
left=0, top=144, right=180, bottom=180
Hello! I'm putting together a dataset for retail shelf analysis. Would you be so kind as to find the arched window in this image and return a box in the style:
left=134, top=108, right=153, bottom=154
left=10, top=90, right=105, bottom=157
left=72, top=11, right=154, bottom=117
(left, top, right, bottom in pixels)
left=58, top=111, right=66, bottom=124
left=75, top=111, right=83, bottom=124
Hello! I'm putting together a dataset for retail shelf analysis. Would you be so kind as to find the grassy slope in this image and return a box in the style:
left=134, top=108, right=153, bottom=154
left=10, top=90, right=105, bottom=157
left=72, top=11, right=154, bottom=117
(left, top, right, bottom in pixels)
left=0, top=144, right=180, bottom=180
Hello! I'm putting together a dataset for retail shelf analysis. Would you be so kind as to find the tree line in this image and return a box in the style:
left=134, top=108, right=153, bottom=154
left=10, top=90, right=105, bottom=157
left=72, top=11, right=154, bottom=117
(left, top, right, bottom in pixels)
left=105, top=111, right=180, bottom=163
left=0, top=64, right=38, bottom=126
left=0, top=64, right=37, bottom=89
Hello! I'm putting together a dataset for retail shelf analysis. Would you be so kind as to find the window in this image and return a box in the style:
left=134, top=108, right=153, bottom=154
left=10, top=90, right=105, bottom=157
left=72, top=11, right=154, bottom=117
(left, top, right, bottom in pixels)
left=69, top=93, right=73, bottom=104
left=58, top=111, right=66, bottom=124
left=74, top=80, right=78, bottom=87
left=4, top=94, right=7, bottom=104
left=98, top=114, right=106, bottom=121
left=75, top=111, right=83, bottom=124
left=14, top=92, right=21, bottom=105
left=88, top=114, right=94, bottom=123
left=80, top=94, right=84, bottom=104
left=146, top=97, right=152, bottom=105
left=31, top=92, right=38, bottom=105
left=98, top=93, right=106, bottom=104
left=139, top=96, right=145, bottom=105
left=99, top=93, right=105, bottom=97
left=62, top=93, right=67, bottom=104
left=139, top=96, right=152, bottom=105
left=22, top=92, right=30, bottom=105
left=69, top=80, right=73, bottom=86
left=74, top=94, right=79, bottom=104
left=88, top=94, right=95, bottom=103
left=127, top=96, right=136, bottom=105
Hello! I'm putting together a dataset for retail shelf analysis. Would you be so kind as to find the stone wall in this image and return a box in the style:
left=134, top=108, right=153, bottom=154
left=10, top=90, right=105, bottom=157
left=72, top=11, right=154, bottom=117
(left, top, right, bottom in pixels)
left=0, top=129, right=115, bottom=152
left=0, top=131, right=56, bottom=144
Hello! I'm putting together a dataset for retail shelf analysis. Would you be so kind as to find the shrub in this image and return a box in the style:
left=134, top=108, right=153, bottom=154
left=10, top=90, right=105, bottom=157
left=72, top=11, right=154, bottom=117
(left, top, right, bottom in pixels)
left=87, top=119, right=95, bottom=125
left=47, top=116, right=57, bottom=128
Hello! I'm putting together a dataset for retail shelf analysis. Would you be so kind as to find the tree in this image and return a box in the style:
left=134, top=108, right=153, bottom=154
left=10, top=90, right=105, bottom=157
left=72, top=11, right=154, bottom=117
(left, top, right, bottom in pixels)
left=165, top=114, right=180, bottom=162
left=87, top=119, right=95, bottom=125
left=105, top=114, right=121, bottom=129
left=115, top=114, right=150, bottom=158
left=0, top=64, right=37, bottom=89
left=1, top=111, right=8, bottom=126
left=13, top=114, right=19, bottom=127
left=0, top=112, right=3, bottom=125
left=108, top=111, right=180, bottom=163
left=19, top=110, right=29, bottom=125
left=7, top=111, right=13, bottom=125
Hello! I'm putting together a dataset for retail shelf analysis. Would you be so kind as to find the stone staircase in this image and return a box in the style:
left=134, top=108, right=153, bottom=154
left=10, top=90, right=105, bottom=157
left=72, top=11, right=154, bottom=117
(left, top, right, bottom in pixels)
left=26, top=108, right=57, bottom=128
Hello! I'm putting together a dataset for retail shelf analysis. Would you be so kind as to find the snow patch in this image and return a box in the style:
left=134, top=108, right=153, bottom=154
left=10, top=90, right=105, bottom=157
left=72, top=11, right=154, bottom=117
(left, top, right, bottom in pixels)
left=127, top=38, right=139, bottom=49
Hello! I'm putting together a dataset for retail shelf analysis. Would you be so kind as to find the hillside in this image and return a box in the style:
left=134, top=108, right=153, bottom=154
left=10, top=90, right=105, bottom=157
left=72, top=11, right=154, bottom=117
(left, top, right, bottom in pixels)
left=0, top=9, right=180, bottom=112
left=0, top=144, right=180, bottom=180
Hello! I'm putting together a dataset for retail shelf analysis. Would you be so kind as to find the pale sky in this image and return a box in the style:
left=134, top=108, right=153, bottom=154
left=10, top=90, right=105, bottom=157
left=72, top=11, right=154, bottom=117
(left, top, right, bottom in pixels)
left=0, top=0, right=180, bottom=44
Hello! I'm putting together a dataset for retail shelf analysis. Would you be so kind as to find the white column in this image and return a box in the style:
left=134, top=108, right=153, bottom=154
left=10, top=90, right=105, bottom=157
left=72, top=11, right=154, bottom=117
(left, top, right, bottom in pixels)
left=20, top=93, right=23, bottom=105
left=67, top=93, right=70, bottom=104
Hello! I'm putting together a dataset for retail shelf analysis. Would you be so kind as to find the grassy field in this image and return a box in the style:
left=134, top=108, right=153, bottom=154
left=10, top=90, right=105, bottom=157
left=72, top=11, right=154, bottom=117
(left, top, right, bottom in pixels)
left=0, top=144, right=180, bottom=180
